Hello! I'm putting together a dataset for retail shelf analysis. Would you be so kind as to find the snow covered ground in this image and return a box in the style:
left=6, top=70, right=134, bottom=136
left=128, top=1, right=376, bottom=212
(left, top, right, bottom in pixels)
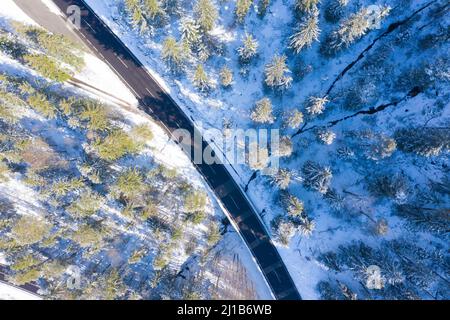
left=0, top=0, right=272, bottom=300
left=76, top=0, right=449, bottom=299
left=0, top=281, right=41, bottom=300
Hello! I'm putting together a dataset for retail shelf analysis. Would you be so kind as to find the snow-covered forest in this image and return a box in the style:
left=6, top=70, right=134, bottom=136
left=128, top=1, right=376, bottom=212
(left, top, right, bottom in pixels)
left=0, top=1, right=267, bottom=300
left=86, top=0, right=449, bottom=299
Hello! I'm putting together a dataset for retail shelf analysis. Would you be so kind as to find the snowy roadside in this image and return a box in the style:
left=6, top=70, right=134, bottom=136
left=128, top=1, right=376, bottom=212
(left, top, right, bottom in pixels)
left=0, top=0, right=273, bottom=300
left=72, top=0, right=449, bottom=300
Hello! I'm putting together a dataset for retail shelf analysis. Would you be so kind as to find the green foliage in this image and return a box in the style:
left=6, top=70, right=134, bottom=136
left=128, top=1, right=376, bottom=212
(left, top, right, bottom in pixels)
left=78, top=100, right=110, bottom=131
left=153, top=251, right=169, bottom=270
left=184, top=189, right=207, bottom=214
left=130, top=124, right=154, bottom=142
left=0, top=161, right=11, bottom=183
left=295, top=0, right=319, bottom=13
left=219, top=66, right=233, bottom=87
left=171, top=226, right=183, bottom=241
left=104, top=269, right=126, bottom=300
left=71, top=225, right=104, bottom=248
left=188, top=210, right=206, bottom=225
left=27, top=92, right=57, bottom=119
left=11, top=216, right=51, bottom=246
left=251, top=97, right=274, bottom=124
left=23, top=54, right=71, bottom=82
left=192, top=64, right=211, bottom=91
left=128, top=248, right=147, bottom=264
left=180, top=18, right=202, bottom=46
left=273, top=217, right=296, bottom=246
left=270, top=169, right=292, bottom=190
left=11, top=254, right=40, bottom=272
left=14, top=24, right=84, bottom=70
left=161, top=36, right=186, bottom=69
left=238, top=33, right=259, bottom=62
left=111, top=168, right=148, bottom=201
left=93, top=129, right=141, bottom=161
left=282, top=193, right=304, bottom=217
left=67, top=191, right=105, bottom=217
left=264, top=54, right=292, bottom=90
left=194, top=0, right=218, bottom=32
left=289, top=13, right=320, bottom=54
left=10, top=268, right=41, bottom=285
left=143, top=0, right=165, bottom=20
left=51, top=178, right=84, bottom=197
left=34, top=30, right=85, bottom=70
left=235, top=0, right=253, bottom=23
left=140, top=201, right=158, bottom=220
left=206, top=222, right=221, bottom=245
left=283, top=109, right=304, bottom=129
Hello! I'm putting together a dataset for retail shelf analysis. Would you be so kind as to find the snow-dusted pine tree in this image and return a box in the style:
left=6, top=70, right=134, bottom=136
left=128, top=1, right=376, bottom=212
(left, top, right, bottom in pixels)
left=283, top=109, right=304, bottom=129
left=295, top=0, right=320, bottom=13
left=250, top=97, right=274, bottom=124
left=289, top=10, right=320, bottom=54
left=235, top=0, right=253, bottom=23
left=306, top=96, right=328, bottom=115
left=282, top=192, right=304, bottom=217
left=161, top=36, right=186, bottom=69
left=302, top=160, right=332, bottom=194
left=219, top=66, right=233, bottom=87
left=179, top=18, right=202, bottom=47
left=270, top=169, right=292, bottom=190
left=238, top=33, right=259, bottom=62
left=192, top=64, right=211, bottom=91
left=194, top=0, right=218, bottom=32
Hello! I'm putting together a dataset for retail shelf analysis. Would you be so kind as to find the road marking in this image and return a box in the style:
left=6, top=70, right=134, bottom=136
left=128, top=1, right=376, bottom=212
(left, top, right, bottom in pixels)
left=228, top=195, right=239, bottom=208
left=82, top=19, right=96, bottom=33
left=145, top=87, right=156, bottom=98
left=80, top=34, right=141, bottom=99
left=115, top=55, right=129, bottom=69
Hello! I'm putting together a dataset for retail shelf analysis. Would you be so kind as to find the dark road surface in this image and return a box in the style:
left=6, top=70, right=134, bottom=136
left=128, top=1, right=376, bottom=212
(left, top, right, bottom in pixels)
left=51, top=0, right=301, bottom=300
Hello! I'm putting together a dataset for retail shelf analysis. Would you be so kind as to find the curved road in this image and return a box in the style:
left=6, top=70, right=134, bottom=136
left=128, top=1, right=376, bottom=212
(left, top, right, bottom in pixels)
left=50, top=0, right=301, bottom=300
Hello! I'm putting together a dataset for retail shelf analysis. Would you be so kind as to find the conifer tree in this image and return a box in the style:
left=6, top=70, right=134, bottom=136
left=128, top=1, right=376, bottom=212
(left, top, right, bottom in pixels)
left=180, top=18, right=202, bottom=46
left=194, top=0, right=218, bottom=32
left=161, top=36, right=186, bottom=69
left=290, top=12, right=320, bottom=54
left=219, top=66, right=233, bottom=87
left=302, top=161, right=332, bottom=194
left=192, top=64, right=211, bottom=91
left=235, top=0, right=253, bottom=23
left=283, top=109, right=304, bottom=129
left=251, top=97, right=274, bottom=124
left=295, top=0, right=320, bottom=13
left=238, top=33, right=259, bottom=62
left=306, top=96, right=328, bottom=115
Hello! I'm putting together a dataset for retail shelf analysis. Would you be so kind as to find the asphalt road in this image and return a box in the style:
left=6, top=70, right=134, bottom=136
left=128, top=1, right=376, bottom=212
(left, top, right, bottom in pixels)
left=50, top=0, right=301, bottom=300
